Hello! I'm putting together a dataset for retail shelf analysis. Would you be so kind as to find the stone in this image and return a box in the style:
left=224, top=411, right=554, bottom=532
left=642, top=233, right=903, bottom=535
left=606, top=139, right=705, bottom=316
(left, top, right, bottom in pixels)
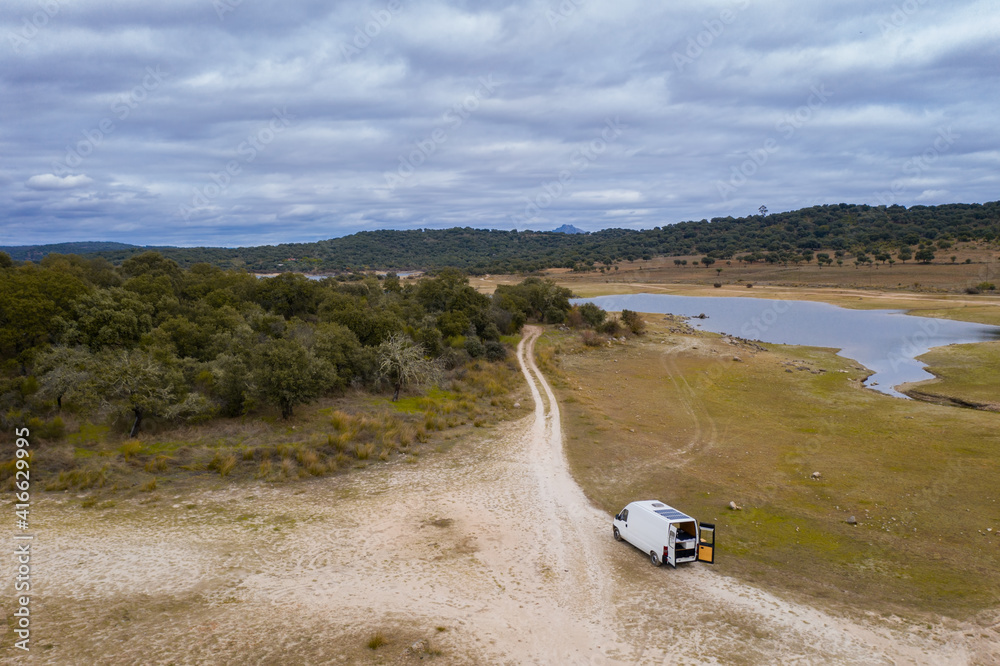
left=513, top=402, right=521, bottom=409
left=811, top=471, right=821, bottom=480
left=733, top=356, right=742, bottom=362
left=846, top=516, right=857, bottom=525
left=728, top=501, right=742, bottom=511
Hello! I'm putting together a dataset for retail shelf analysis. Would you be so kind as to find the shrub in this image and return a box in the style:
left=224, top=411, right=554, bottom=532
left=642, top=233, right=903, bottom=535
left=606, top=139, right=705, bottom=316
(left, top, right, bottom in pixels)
left=27, top=416, right=65, bottom=440
left=581, top=330, right=603, bottom=347
left=578, top=302, right=606, bottom=327
left=598, top=318, right=621, bottom=336
left=966, top=286, right=982, bottom=294
left=620, top=310, right=646, bottom=335
left=978, top=282, right=996, bottom=291
left=464, top=335, right=485, bottom=358
left=714, top=282, right=722, bottom=288
left=746, top=283, right=753, bottom=288
left=484, top=340, right=507, bottom=361
left=543, top=307, right=566, bottom=324
left=367, top=632, right=386, bottom=650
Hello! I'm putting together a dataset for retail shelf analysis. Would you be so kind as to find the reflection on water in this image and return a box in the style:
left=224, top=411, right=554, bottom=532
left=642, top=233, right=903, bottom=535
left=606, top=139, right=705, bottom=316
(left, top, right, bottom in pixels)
left=572, top=294, right=1000, bottom=399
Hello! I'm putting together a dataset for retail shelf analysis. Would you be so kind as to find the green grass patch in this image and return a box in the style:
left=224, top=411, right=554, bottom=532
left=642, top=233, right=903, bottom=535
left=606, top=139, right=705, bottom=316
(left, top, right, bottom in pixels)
left=67, top=423, right=109, bottom=446
left=901, top=341, right=1000, bottom=409
left=386, top=387, right=460, bottom=414
left=549, top=320, right=1000, bottom=619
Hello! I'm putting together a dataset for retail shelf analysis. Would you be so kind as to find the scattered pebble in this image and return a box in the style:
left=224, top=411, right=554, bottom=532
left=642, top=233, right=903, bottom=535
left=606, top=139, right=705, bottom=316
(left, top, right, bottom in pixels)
left=846, top=516, right=858, bottom=525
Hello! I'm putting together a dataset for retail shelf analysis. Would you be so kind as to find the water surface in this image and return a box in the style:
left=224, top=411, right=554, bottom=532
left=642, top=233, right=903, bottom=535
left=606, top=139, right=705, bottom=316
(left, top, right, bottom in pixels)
left=573, top=294, right=1000, bottom=398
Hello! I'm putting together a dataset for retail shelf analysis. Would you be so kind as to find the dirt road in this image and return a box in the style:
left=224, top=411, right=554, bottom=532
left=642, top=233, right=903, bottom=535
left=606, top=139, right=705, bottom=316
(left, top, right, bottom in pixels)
left=8, top=327, right=992, bottom=663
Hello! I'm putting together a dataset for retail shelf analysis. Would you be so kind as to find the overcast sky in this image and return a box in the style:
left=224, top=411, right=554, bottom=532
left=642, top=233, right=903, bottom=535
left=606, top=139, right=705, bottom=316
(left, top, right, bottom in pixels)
left=1, top=0, right=998, bottom=247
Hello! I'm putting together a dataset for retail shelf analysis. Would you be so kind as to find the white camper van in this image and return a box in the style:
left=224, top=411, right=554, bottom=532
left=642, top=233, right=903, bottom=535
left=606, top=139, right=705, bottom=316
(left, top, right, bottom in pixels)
left=612, top=500, right=715, bottom=567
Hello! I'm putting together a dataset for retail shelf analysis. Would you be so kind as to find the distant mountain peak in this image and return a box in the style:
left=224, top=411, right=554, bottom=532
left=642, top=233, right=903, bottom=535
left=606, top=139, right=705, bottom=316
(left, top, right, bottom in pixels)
left=552, top=224, right=587, bottom=234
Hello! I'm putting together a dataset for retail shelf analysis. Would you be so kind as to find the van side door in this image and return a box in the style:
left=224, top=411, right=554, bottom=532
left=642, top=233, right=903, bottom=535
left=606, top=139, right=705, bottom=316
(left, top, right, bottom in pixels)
left=617, top=507, right=629, bottom=541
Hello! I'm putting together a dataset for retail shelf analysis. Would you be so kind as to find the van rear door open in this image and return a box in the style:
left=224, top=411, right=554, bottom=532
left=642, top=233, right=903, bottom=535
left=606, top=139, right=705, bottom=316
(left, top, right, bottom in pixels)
left=697, top=522, right=716, bottom=564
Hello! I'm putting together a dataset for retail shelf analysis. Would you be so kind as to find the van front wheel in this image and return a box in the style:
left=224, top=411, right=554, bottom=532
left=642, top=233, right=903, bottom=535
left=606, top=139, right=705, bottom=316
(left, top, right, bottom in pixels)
left=613, top=527, right=622, bottom=541
left=650, top=551, right=662, bottom=567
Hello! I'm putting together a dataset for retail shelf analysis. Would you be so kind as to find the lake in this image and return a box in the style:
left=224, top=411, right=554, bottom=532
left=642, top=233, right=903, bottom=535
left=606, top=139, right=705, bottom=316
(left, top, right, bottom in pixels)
left=572, top=293, right=1000, bottom=399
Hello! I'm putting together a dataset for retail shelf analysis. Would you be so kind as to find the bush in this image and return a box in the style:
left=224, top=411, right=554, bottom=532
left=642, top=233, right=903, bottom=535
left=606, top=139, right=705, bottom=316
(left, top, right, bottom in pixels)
left=746, top=283, right=753, bottom=288
left=620, top=310, right=645, bottom=335
left=439, top=348, right=470, bottom=370
left=543, top=307, right=565, bottom=324
left=566, top=307, right=585, bottom=328
left=713, top=282, right=722, bottom=288
left=581, top=330, right=603, bottom=347
left=978, top=282, right=996, bottom=291
left=27, top=416, right=65, bottom=440
left=484, top=340, right=507, bottom=362
left=578, top=302, right=606, bottom=327
left=598, top=318, right=621, bottom=336
left=464, top=335, right=485, bottom=358
left=966, top=286, right=982, bottom=294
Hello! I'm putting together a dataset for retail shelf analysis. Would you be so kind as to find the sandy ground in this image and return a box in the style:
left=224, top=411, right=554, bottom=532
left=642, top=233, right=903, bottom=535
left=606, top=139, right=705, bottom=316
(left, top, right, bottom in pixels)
left=4, top=326, right=998, bottom=664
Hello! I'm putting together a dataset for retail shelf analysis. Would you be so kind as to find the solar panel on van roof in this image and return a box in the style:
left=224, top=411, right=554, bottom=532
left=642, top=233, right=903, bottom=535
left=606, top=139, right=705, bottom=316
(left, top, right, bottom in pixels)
left=655, top=509, right=692, bottom=521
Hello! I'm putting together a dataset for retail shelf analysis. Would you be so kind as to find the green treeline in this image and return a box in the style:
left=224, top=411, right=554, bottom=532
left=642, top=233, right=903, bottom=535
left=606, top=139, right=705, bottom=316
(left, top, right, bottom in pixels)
left=0, top=251, right=572, bottom=437
left=40, top=200, right=999, bottom=273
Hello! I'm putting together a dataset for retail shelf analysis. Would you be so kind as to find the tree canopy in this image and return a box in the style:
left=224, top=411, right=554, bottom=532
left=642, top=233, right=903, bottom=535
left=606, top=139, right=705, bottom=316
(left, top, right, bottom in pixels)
left=5, top=201, right=996, bottom=275
left=1, top=257, right=569, bottom=434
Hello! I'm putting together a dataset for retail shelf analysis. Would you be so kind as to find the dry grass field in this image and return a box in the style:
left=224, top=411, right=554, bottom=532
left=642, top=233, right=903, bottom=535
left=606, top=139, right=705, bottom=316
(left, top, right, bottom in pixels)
left=551, top=241, right=1000, bottom=293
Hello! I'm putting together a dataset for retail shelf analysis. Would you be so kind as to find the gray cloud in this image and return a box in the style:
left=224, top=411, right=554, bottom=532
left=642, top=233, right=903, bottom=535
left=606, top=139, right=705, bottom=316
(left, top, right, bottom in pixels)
left=1, top=0, right=997, bottom=247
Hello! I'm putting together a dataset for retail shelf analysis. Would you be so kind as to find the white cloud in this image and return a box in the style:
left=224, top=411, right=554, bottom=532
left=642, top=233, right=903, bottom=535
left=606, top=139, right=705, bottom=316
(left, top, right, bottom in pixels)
left=25, top=174, right=94, bottom=190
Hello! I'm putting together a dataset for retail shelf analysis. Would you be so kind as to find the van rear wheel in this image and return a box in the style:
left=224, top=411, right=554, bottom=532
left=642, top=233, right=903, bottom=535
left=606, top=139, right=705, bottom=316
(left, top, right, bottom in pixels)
left=613, top=527, right=622, bottom=541
left=650, top=551, right=661, bottom=567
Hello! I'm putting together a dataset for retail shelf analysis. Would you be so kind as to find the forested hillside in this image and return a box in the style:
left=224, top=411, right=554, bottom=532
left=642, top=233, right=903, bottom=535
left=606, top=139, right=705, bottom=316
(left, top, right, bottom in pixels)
left=71, top=201, right=999, bottom=274
left=0, top=241, right=139, bottom=262
left=0, top=252, right=574, bottom=433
